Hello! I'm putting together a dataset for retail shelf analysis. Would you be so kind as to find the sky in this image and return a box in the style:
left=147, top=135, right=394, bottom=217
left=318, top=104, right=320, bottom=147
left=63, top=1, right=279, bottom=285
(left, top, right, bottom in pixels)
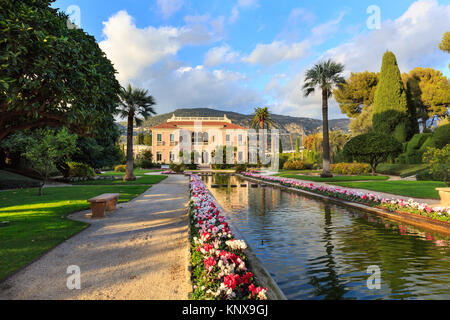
left=52, top=0, right=450, bottom=119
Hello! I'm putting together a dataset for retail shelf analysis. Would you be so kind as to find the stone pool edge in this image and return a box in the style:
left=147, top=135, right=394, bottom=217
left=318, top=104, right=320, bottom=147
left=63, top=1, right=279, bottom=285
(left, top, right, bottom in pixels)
left=203, top=184, right=288, bottom=301
left=239, top=174, right=450, bottom=236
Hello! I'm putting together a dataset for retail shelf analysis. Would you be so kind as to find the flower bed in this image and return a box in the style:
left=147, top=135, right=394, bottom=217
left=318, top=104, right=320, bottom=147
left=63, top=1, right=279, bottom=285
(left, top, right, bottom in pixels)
left=242, top=172, right=450, bottom=222
left=189, top=175, right=268, bottom=300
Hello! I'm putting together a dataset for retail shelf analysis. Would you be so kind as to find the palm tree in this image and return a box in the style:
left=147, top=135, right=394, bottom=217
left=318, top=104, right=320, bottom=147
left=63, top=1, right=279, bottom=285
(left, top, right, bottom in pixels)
left=303, top=59, right=345, bottom=178
left=117, top=84, right=156, bottom=181
left=251, top=106, right=273, bottom=130
left=251, top=107, right=274, bottom=161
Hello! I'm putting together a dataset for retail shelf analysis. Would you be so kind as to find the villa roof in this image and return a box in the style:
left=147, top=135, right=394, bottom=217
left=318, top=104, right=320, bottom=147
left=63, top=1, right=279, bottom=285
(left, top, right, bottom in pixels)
left=152, top=121, right=247, bottom=130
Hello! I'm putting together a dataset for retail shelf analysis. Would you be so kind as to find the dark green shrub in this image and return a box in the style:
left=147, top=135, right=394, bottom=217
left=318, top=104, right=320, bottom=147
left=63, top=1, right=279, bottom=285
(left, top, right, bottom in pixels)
left=430, top=124, right=450, bottom=149
left=407, top=133, right=431, bottom=152
left=68, top=162, right=95, bottom=178
left=344, top=133, right=402, bottom=175
left=135, top=149, right=153, bottom=168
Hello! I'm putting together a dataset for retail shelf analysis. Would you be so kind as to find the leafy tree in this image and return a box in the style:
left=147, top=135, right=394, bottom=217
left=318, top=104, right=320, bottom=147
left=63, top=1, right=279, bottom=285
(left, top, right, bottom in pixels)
left=144, top=131, right=152, bottom=146
left=333, top=71, right=379, bottom=117
left=372, top=51, right=417, bottom=142
left=303, top=59, right=345, bottom=177
left=295, top=137, right=300, bottom=153
left=70, top=134, right=122, bottom=172
left=402, top=68, right=450, bottom=129
left=22, top=128, right=77, bottom=195
left=117, top=84, right=156, bottom=181
left=135, top=149, right=153, bottom=169
left=330, top=130, right=351, bottom=162
left=423, top=145, right=450, bottom=185
left=439, top=31, right=450, bottom=53
left=343, top=133, right=402, bottom=175
left=0, top=0, right=121, bottom=142
left=349, top=105, right=373, bottom=135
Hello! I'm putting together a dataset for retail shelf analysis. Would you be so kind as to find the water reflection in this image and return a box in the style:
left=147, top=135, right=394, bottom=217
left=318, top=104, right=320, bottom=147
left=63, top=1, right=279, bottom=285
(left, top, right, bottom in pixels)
left=202, top=174, right=450, bottom=300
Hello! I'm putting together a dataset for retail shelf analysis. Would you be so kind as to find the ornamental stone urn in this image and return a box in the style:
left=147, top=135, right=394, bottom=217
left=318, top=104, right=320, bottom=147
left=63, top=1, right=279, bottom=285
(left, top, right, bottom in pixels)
left=436, top=188, right=450, bottom=207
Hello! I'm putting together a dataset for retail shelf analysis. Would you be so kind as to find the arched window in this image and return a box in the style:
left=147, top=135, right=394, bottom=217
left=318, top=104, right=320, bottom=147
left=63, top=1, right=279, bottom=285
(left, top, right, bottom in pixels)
left=203, top=132, right=209, bottom=144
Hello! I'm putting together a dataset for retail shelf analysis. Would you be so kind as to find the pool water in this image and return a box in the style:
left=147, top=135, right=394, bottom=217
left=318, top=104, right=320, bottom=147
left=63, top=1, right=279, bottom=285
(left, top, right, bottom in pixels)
left=201, top=174, right=450, bottom=300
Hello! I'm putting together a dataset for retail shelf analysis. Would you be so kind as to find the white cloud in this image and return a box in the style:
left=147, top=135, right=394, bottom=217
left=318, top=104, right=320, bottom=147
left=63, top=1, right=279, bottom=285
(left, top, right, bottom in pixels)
left=243, top=40, right=310, bottom=66
left=99, top=10, right=213, bottom=84
left=229, top=0, right=259, bottom=23
left=204, top=45, right=240, bottom=67
left=267, top=0, right=450, bottom=119
left=157, top=0, right=184, bottom=19
left=288, top=8, right=316, bottom=25
left=323, top=0, right=450, bottom=73
left=140, top=65, right=262, bottom=114
left=310, top=11, right=346, bottom=44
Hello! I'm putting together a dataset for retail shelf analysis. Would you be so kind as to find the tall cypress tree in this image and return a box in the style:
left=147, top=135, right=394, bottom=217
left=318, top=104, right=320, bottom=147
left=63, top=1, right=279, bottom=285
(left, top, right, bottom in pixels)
left=372, top=51, right=413, bottom=142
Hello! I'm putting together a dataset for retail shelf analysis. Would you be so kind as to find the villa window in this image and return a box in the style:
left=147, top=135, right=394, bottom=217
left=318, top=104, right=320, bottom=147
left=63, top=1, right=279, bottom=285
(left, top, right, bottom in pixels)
left=238, top=151, right=243, bottom=162
left=157, top=134, right=163, bottom=146
left=170, top=152, right=175, bottom=162
left=170, top=134, right=176, bottom=146
left=203, top=132, right=209, bottom=145
left=238, top=134, right=243, bottom=146
left=226, top=134, right=231, bottom=145
left=157, top=152, right=162, bottom=162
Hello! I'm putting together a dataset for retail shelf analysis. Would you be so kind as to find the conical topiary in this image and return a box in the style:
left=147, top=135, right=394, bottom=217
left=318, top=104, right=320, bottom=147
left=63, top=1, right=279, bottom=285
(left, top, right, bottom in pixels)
left=372, top=51, right=411, bottom=142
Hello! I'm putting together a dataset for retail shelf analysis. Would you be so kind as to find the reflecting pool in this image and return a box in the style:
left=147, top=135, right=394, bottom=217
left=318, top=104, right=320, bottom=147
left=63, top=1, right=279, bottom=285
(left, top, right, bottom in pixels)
left=201, top=174, right=450, bottom=300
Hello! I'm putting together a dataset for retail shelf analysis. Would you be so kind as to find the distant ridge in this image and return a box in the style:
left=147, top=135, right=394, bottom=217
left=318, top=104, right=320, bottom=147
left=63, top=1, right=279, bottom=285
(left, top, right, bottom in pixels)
left=132, top=108, right=350, bottom=149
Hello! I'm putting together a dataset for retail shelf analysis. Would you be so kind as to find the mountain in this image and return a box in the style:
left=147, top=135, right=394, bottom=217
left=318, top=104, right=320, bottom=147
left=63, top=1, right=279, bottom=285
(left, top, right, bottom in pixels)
left=130, top=108, right=350, bottom=150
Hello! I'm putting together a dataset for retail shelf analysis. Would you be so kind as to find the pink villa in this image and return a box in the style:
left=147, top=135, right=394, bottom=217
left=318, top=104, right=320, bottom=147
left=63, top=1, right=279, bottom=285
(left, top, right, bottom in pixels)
left=150, top=115, right=249, bottom=165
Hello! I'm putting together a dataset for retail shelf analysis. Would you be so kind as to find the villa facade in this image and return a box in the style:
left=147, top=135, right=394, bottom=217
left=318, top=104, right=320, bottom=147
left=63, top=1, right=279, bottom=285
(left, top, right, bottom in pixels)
left=151, top=115, right=249, bottom=165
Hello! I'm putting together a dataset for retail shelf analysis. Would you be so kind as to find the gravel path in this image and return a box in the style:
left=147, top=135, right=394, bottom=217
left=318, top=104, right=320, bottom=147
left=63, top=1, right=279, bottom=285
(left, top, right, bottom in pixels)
left=0, top=175, right=192, bottom=300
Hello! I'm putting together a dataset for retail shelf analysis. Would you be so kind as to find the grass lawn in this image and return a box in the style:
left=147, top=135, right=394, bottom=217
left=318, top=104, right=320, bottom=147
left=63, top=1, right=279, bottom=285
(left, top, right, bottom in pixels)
left=99, top=169, right=162, bottom=176
left=0, top=170, right=41, bottom=189
left=376, top=163, right=427, bottom=177
left=72, top=175, right=168, bottom=185
left=275, top=173, right=389, bottom=182
left=330, top=181, right=446, bottom=200
left=276, top=170, right=321, bottom=175
left=0, top=185, right=149, bottom=280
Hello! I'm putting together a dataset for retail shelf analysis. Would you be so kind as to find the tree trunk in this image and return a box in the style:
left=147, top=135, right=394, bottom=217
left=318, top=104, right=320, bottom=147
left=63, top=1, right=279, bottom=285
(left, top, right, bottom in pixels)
left=39, top=182, right=44, bottom=196
left=321, top=88, right=333, bottom=178
left=124, top=113, right=136, bottom=181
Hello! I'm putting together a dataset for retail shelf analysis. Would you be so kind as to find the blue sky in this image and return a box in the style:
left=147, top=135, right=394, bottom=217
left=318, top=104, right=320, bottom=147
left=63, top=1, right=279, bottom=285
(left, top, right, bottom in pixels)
left=52, top=0, right=450, bottom=119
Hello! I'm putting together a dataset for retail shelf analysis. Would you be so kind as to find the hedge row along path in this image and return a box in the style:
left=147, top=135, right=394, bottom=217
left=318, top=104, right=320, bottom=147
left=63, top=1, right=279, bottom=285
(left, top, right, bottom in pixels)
left=0, top=175, right=192, bottom=300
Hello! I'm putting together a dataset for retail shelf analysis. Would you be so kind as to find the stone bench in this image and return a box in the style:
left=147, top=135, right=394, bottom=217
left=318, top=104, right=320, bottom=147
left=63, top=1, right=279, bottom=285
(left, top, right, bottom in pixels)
left=87, top=193, right=120, bottom=218
left=436, top=188, right=450, bottom=207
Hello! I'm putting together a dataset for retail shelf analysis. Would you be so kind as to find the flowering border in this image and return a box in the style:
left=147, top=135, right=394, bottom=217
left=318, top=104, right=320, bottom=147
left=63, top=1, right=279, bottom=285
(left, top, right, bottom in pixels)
left=242, top=172, right=450, bottom=222
left=189, top=175, right=268, bottom=300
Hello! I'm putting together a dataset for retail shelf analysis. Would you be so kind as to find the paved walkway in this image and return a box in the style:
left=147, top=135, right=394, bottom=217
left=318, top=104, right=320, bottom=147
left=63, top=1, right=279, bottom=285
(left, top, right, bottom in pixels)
left=0, top=175, right=192, bottom=300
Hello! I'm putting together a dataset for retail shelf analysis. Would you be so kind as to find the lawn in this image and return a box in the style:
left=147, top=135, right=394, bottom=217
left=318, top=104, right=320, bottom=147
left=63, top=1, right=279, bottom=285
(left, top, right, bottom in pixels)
left=0, top=185, right=149, bottom=280
left=331, top=181, right=446, bottom=200
left=376, top=163, right=427, bottom=177
left=99, top=169, right=162, bottom=176
left=0, top=170, right=41, bottom=189
left=275, top=173, right=389, bottom=182
left=72, top=175, right=168, bottom=185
